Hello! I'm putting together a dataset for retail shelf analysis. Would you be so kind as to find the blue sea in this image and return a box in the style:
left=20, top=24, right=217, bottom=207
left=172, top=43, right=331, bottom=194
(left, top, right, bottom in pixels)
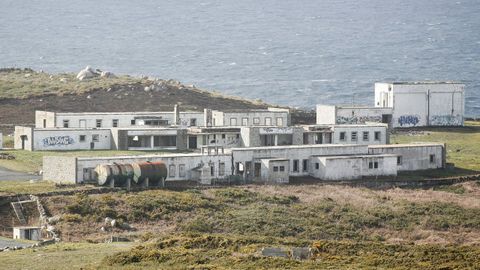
left=1, top=0, right=479, bottom=116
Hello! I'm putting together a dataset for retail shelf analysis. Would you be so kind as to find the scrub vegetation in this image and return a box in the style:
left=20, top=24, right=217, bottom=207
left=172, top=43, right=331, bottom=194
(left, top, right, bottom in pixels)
left=7, top=183, right=475, bottom=269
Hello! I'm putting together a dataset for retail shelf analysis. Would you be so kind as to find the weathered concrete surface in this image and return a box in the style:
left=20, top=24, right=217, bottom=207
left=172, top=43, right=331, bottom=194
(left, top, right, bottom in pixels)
left=0, top=166, right=40, bottom=181
left=0, top=237, right=33, bottom=249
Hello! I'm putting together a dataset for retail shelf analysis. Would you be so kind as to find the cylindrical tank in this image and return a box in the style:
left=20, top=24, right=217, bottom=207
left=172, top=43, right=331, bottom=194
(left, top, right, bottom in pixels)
left=116, top=163, right=134, bottom=182
left=132, top=161, right=167, bottom=184
left=95, top=164, right=114, bottom=186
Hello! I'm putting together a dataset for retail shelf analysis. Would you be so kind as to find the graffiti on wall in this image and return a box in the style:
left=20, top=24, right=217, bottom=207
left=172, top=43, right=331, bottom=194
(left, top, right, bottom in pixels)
left=42, top=136, right=75, bottom=147
left=430, top=115, right=463, bottom=126
left=336, top=116, right=382, bottom=124
left=398, top=115, right=420, bottom=127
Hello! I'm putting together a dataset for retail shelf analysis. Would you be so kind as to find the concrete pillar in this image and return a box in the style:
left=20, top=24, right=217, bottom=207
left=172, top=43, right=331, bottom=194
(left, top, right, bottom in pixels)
left=274, top=135, right=278, bottom=146
left=174, top=104, right=180, bottom=126
left=150, top=136, right=154, bottom=149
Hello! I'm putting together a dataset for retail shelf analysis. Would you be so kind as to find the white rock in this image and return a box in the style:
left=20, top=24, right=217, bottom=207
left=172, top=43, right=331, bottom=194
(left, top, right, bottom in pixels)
left=24, top=73, right=31, bottom=78
left=76, top=66, right=99, bottom=81
left=144, top=86, right=151, bottom=92
left=104, top=217, right=113, bottom=225
left=100, top=71, right=115, bottom=78
left=59, top=78, right=67, bottom=83
left=110, top=219, right=117, bottom=227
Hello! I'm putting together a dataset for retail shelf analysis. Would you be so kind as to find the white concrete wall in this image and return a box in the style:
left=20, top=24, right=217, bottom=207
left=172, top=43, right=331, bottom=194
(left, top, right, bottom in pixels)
left=35, top=111, right=56, bottom=128
left=332, top=125, right=388, bottom=145
left=368, top=144, right=444, bottom=171
left=213, top=109, right=289, bottom=127
left=32, top=129, right=111, bottom=151
left=335, top=107, right=392, bottom=124
left=43, top=156, right=78, bottom=183
left=375, top=83, right=465, bottom=127
left=310, top=155, right=397, bottom=180
left=316, top=105, right=336, bottom=125
left=14, top=126, right=34, bottom=151
left=0, top=132, right=2, bottom=149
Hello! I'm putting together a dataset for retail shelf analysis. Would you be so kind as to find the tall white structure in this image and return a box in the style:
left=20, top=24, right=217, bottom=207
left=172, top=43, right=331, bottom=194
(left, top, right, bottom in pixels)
left=375, top=82, right=465, bottom=127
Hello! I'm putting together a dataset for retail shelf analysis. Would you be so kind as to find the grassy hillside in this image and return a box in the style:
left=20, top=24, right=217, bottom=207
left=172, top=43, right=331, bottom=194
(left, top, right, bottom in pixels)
left=1, top=183, right=479, bottom=269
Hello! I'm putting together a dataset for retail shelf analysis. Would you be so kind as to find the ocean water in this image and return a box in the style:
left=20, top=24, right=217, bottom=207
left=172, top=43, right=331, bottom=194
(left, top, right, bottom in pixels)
left=1, top=0, right=479, bottom=116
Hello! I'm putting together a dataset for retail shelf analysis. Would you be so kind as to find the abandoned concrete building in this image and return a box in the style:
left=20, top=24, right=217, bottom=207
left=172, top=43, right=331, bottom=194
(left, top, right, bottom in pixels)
left=43, top=143, right=446, bottom=184
left=317, top=81, right=465, bottom=128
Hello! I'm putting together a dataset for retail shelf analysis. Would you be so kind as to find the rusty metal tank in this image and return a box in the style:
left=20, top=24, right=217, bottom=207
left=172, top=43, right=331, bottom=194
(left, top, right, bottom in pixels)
left=95, top=164, right=115, bottom=186
left=132, top=161, right=167, bottom=184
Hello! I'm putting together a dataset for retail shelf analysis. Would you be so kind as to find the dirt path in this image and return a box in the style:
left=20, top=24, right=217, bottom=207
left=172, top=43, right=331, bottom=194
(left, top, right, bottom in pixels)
left=0, top=166, right=40, bottom=181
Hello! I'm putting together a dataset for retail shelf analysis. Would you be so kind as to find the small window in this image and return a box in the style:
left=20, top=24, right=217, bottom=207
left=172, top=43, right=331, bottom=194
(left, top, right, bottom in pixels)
left=190, top=119, right=197, bottom=126
left=265, top=117, right=272, bottom=126
left=351, top=132, right=357, bottom=141
left=79, top=135, right=86, bottom=142
left=213, top=134, right=217, bottom=140
left=374, top=162, right=378, bottom=169
left=92, top=134, right=99, bottom=142
left=302, top=159, right=308, bottom=172
left=273, top=166, right=279, bottom=172
left=315, top=163, right=319, bottom=170
left=363, top=131, right=369, bottom=141
left=219, top=163, right=225, bottom=176
left=430, top=154, right=435, bottom=163
left=179, top=164, right=186, bottom=177
left=210, top=165, right=215, bottom=176
left=340, top=132, right=346, bottom=141
left=369, top=162, right=373, bottom=169
left=131, top=119, right=136, bottom=125
left=397, top=156, right=402, bottom=165
left=279, top=166, right=285, bottom=172
left=96, top=119, right=102, bottom=128
left=112, top=119, right=118, bottom=127
left=169, top=165, right=176, bottom=177
left=236, top=134, right=240, bottom=139
left=253, top=117, right=260, bottom=125
left=374, top=131, right=381, bottom=141
left=63, top=120, right=69, bottom=128
left=242, top=118, right=248, bottom=126
left=43, top=119, right=46, bottom=128
left=222, top=134, right=226, bottom=139
left=276, top=117, right=283, bottom=126
left=230, top=118, right=237, bottom=126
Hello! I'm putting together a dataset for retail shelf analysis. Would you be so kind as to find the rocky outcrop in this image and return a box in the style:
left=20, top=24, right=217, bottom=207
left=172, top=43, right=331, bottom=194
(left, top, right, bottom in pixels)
left=76, top=66, right=115, bottom=81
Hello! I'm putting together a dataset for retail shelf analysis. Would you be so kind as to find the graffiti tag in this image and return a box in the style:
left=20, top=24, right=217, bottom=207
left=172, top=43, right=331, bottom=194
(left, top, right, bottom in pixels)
left=42, top=136, right=75, bottom=146
left=430, top=115, right=463, bottom=126
left=336, top=116, right=382, bottom=124
left=398, top=115, right=420, bottom=127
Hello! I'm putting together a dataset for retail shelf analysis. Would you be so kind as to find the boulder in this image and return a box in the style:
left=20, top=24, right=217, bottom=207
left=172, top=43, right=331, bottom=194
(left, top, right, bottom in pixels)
left=76, top=66, right=99, bottom=81
left=100, top=71, right=115, bottom=78
left=104, top=217, right=113, bottom=225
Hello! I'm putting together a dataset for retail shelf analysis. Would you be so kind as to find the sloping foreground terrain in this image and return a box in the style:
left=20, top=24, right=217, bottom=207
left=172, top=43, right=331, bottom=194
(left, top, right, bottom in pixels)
left=1, top=183, right=480, bottom=269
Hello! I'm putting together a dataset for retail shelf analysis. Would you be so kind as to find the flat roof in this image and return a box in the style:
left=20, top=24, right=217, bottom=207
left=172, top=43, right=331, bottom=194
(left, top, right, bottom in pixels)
left=313, top=154, right=397, bottom=159
left=75, top=152, right=232, bottom=161
left=377, top=81, right=463, bottom=85
left=40, top=111, right=202, bottom=115
left=368, top=143, right=444, bottom=148
left=231, top=144, right=367, bottom=152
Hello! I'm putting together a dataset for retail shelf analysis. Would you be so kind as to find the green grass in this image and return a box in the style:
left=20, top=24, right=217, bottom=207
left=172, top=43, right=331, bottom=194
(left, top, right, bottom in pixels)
left=0, top=68, right=146, bottom=99
left=0, top=149, right=179, bottom=173
left=391, top=121, right=480, bottom=171
left=0, top=242, right=133, bottom=270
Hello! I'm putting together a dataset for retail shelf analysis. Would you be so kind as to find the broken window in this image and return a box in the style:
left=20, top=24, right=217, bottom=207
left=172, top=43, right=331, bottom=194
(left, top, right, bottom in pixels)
left=397, top=156, right=402, bottom=165
left=242, top=118, right=248, bottom=126
left=279, top=166, right=285, bottom=172
left=302, top=159, right=308, bottom=171
left=190, top=119, right=197, bottom=126
left=315, top=163, right=319, bottom=170
left=369, top=162, right=373, bottom=169
left=112, top=119, right=118, bottom=127
left=92, top=134, right=99, bottom=142
left=430, top=154, right=435, bottom=163
left=273, top=166, right=279, bottom=172
left=374, top=131, right=381, bottom=141
left=374, top=162, right=378, bottom=169
left=253, top=117, right=260, bottom=125
left=63, top=120, right=69, bottom=128
left=96, top=119, right=102, bottom=128
left=79, top=135, right=86, bottom=142
left=340, top=132, right=346, bottom=141
left=131, top=119, right=136, bottom=125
